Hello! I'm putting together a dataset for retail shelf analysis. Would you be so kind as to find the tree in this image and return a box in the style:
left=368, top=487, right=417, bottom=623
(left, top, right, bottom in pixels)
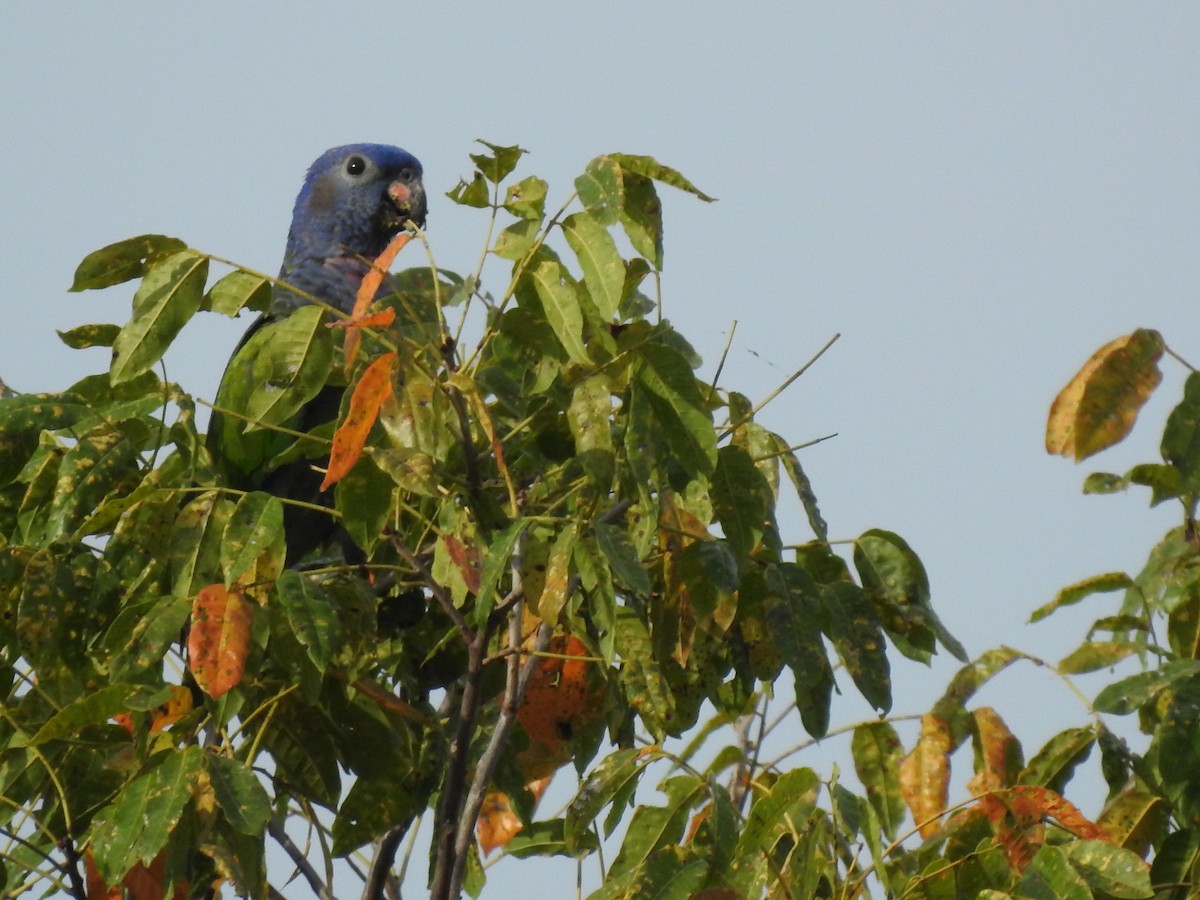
left=0, top=144, right=1190, bottom=899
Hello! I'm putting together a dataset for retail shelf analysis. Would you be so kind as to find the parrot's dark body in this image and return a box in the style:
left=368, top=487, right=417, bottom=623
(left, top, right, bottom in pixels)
left=209, top=144, right=427, bottom=564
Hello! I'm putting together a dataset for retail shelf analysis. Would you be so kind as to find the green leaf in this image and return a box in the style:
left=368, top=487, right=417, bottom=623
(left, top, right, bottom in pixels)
left=933, top=647, right=1024, bottom=742
left=1061, top=840, right=1153, bottom=899
left=575, top=156, right=623, bottom=226
left=562, top=213, right=625, bottom=320
left=765, top=564, right=834, bottom=737
left=711, top=445, right=769, bottom=558
left=615, top=607, right=676, bottom=739
left=504, top=819, right=594, bottom=858
left=616, top=172, right=664, bottom=268
left=503, top=174, right=548, bottom=221
left=1018, top=727, right=1095, bottom=793
left=30, top=684, right=171, bottom=745
left=204, top=755, right=271, bottom=836
left=110, top=250, right=208, bottom=384
left=1082, top=470, right=1127, bottom=494
left=57, top=322, right=122, bottom=349
left=168, top=490, right=232, bottom=597
left=447, top=171, right=491, bottom=207
left=89, top=745, right=203, bottom=886
left=241, top=305, right=333, bottom=430
left=44, top=424, right=138, bottom=542
left=594, top=522, right=652, bottom=596
left=634, top=342, right=716, bottom=475
left=852, top=722, right=906, bottom=841
left=493, top=218, right=541, bottom=260
left=566, top=748, right=647, bottom=852
left=107, top=593, right=192, bottom=679
left=774, top=433, right=828, bottom=542
left=854, top=528, right=967, bottom=662
left=1150, top=829, right=1200, bottom=899
left=1093, top=660, right=1200, bottom=715
left=528, top=259, right=590, bottom=365
left=1163, top=370, right=1200, bottom=493
left=205, top=269, right=271, bottom=317
left=821, top=580, right=891, bottom=713
left=1125, top=463, right=1181, bottom=505
left=221, top=491, right=285, bottom=587
left=334, top=452, right=393, bottom=554
left=275, top=570, right=340, bottom=673
left=1058, top=640, right=1136, bottom=674
left=70, top=234, right=187, bottom=291
left=609, top=153, right=716, bottom=202
left=474, top=519, right=527, bottom=623
left=1017, top=845, right=1093, bottom=900
left=331, top=771, right=424, bottom=856
left=1168, top=590, right=1200, bottom=660
left=1030, top=571, right=1133, bottom=623
left=568, top=374, right=615, bottom=487
left=607, top=776, right=706, bottom=880
left=258, top=704, right=341, bottom=807
left=470, top=140, right=525, bottom=183
left=18, top=552, right=85, bottom=671
left=735, top=768, right=819, bottom=859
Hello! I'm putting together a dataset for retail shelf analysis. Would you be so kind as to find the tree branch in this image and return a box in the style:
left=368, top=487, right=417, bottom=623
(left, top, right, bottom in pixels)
left=268, top=819, right=333, bottom=900
left=389, top=534, right=473, bottom=643
left=429, top=627, right=490, bottom=900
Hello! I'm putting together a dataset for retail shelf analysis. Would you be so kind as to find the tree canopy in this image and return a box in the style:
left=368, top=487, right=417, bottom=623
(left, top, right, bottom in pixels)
left=0, top=144, right=1196, bottom=899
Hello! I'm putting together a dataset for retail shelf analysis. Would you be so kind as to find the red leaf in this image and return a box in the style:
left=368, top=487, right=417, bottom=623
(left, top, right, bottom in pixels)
left=320, top=351, right=397, bottom=491
left=187, top=584, right=253, bottom=699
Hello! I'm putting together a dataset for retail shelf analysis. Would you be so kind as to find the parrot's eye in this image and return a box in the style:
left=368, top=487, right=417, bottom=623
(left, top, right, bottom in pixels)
left=345, top=155, right=367, bottom=177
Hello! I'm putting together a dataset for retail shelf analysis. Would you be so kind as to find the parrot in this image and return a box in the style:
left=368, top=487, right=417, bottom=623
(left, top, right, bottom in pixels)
left=208, top=143, right=427, bottom=564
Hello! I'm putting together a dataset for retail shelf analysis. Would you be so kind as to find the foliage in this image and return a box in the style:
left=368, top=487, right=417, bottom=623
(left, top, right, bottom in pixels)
left=0, top=144, right=1194, bottom=899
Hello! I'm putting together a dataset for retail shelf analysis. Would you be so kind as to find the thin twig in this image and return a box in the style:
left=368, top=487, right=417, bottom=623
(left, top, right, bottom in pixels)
left=706, top=320, right=738, bottom=405
left=389, top=535, right=473, bottom=643
left=719, top=333, right=840, bottom=440
left=269, top=819, right=333, bottom=900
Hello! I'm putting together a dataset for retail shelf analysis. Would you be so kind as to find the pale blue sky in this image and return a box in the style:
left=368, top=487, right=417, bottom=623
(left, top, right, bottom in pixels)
left=3, top=3, right=1198, bottom=894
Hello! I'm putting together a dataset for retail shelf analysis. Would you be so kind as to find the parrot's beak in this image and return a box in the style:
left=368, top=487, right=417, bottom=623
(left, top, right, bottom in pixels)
left=384, top=179, right=427, bottom=232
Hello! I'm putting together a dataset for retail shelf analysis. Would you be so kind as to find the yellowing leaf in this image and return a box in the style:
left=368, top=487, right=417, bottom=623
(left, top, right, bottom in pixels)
left=320, top=352, right=396, bottom=491
left=187, top=583, right=253, bottom=699
left=149, top=685, right=193, bottom=734
left=900, top=713, right=951, bottom=838
left=1046, top=329, right=1164, bottom=461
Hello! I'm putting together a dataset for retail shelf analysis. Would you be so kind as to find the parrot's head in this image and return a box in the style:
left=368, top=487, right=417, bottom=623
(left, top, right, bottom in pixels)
left=278, top=143, right=427, bottom=312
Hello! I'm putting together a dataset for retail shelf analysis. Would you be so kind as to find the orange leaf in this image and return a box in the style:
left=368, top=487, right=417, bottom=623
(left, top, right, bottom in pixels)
left=187, top=584, right=253, bottom=699
left=899, top=713, right=952, bottom=838
left=516, top=636, right=602, bottom=779
left=1011, top=785, right=1106, bottom=840
left=475, top=777, right=551, bottom=855
left=343, top=233, right=411, bottom=366
left=330, top=307, right=397, bottom=331
left=86, top=848, right=188, bottom=900
left=477, top=789, right=522, bottom=855
left=1046, top=329, right=1164, bottom=461
left=149, top=685, right=193, bottom=734
left=320, top=351, right=397, bottom=491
